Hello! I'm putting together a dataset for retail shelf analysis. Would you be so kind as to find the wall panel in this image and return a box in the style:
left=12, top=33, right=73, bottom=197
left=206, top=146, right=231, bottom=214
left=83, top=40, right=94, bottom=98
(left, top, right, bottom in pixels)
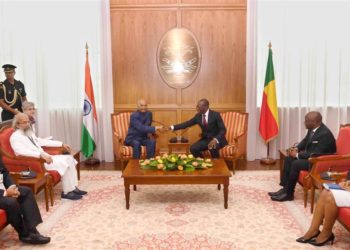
left=110, top=1, right=246, bottom=154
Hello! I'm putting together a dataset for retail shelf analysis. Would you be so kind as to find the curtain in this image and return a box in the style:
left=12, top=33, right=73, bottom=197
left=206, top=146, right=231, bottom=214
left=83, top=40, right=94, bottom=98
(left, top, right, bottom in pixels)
left=0, top=0, right=114, bottom=161
left=247, top=0, right=350, bottom=160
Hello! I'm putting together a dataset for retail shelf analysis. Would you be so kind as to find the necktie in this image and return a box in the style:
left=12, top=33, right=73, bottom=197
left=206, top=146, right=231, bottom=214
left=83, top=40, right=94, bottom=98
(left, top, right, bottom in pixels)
left=202, top=114, right=207, bottom=127
left=307, top=131, right=315, bottom=145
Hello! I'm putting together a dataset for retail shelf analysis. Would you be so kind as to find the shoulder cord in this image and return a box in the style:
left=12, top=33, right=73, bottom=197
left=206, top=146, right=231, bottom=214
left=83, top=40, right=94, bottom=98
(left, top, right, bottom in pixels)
left=1, top=84, right=19, bottom=106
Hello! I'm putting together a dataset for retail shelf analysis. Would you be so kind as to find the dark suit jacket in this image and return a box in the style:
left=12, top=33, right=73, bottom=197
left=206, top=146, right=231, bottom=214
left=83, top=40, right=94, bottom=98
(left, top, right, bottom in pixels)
left=297, top=123, right=336, bottom=159
left=0, top=158, right=15, bottom=197
left=125, top=111, right=155, bottom=144
left=173, top=109, right=228, bottom=147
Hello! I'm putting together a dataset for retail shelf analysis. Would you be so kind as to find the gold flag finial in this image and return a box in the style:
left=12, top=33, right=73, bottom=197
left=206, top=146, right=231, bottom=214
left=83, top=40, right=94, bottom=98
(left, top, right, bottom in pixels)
left=268, top=41, right=272, bottom=49
left=85, top=43, right=89, bottom=55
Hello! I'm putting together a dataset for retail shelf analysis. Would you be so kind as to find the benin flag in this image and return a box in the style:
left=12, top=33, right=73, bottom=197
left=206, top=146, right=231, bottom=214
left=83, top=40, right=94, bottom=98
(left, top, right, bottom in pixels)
left=81, top=47, right=98, bottom=157
left=259, top=46, right=279, bottom=143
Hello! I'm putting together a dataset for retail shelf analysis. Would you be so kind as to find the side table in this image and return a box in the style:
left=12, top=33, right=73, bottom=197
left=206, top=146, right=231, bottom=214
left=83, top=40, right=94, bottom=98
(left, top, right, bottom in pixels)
left=10, top=172, right=50, bottom=212
left=168, top=142, right=190, bottom=154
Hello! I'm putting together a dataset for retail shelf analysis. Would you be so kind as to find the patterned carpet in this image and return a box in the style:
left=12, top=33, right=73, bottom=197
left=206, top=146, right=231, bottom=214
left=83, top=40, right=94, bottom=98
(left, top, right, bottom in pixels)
left=0, top=170, right=349, bottom=249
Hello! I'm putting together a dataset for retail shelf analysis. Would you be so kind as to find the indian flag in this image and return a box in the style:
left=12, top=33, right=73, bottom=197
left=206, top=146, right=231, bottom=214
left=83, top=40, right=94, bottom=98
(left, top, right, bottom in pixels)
left=259, top=44, right=279, bottom=143
left=81, top=46, right=98, bottom=157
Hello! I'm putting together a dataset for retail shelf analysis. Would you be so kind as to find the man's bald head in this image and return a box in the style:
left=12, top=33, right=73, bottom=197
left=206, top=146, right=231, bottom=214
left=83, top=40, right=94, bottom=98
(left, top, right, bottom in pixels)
left=304, top=111, right=322, bottom=130
left=137, top=99, right=148, bottom=112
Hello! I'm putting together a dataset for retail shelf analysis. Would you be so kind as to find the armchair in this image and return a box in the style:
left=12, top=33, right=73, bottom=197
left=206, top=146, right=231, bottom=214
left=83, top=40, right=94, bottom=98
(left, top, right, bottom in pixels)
left=111, top=112, right=147, bottom=170
left=204, top=111, right=248, bottom=172
left=0, top=126, right=71, bottom=210
left=296, top=124, right=350, bottom=211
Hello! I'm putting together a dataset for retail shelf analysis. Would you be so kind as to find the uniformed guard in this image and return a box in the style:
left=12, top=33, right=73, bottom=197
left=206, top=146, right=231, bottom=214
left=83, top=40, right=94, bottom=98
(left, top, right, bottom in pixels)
left=0, top=64, right=27, bottom=121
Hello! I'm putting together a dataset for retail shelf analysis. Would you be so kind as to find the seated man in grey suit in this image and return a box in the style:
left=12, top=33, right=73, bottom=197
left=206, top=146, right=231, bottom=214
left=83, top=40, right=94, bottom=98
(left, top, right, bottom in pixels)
left=170, top=98, right=228, bottom=158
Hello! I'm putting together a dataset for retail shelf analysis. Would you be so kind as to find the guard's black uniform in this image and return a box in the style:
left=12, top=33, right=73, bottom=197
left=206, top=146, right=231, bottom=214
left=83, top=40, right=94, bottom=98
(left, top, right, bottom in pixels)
left=0, top=79, right=26, bottom=121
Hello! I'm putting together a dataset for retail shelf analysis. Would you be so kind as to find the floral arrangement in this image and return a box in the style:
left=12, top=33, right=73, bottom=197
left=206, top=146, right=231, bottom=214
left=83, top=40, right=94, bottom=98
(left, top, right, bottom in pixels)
left=139, top=153, right=213, bottom=171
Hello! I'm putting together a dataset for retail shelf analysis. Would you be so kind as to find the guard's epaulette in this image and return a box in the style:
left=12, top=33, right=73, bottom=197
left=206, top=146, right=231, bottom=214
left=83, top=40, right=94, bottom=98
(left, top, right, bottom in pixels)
left=0, top=82, right=3, bottom=88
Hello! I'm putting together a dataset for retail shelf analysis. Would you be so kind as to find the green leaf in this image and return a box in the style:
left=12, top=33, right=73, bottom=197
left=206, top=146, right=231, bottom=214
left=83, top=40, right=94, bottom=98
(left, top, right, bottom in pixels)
left=184, top=166, right=195, bottom=172
left=141, top=165, right=157, bottom=170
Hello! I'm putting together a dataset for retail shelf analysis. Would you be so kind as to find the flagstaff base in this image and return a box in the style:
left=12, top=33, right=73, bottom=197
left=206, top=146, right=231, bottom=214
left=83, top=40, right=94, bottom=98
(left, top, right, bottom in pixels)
left=84, top=157, right=100, bottom=165
left=260, top=157, right=276, bottom=165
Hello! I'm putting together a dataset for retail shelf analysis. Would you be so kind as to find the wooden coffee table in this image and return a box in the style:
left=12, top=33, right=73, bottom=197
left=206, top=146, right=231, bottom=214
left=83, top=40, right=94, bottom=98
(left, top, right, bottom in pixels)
left=122, top=159, right=232, bottom=209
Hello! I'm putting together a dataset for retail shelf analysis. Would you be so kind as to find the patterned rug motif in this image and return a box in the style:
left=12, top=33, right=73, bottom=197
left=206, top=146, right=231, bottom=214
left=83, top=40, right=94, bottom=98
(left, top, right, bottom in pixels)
left=0, top=170, right=349, bottom=249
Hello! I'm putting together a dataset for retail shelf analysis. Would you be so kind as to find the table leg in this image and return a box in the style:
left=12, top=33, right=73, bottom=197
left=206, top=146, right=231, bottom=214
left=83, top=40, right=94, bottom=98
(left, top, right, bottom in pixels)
left=310, top=186, right=315, bottom=213
left=224, top=184, right=229, bottom=209
left=217, top=184, right=221, bottom=190
left=44, top=184, right=49, bottom=212
left=125, top=184, right=130, bottom=209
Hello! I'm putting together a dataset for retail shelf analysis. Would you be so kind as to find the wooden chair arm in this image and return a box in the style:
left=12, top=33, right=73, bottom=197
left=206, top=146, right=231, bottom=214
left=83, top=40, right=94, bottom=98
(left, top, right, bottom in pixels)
left=233, top=133, right=247, bottom=158
left=308, top=154, right=350, bottom=164
left=113, top=131, right=123, bottom=143
left=308, top=154, right=350, bottom=175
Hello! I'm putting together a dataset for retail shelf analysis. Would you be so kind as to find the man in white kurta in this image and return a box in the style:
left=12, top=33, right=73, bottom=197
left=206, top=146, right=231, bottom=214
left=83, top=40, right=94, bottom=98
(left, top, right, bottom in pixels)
left=10, top=113, right=87, bottom=200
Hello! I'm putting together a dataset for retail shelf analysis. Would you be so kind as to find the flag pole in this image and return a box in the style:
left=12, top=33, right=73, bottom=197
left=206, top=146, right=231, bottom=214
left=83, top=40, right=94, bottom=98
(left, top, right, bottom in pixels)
left=259, top=41, right=277, bottom=165
left=84, top=43, right=100, bottom=166
left=260, top=142, right=276, bottom=165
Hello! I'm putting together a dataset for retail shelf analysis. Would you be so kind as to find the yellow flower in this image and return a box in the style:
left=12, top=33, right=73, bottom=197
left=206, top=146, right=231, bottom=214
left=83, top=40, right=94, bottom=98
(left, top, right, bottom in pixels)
left=157, top=159, right=163, bottom=164
left=144, top=160, right=150, bottom=165
left=205, top=159, right=212, bottom=163
left=155, top=156, right=161, bottom=160
left=163, top=153, right=168, bottom=158
left=192, top=161, right=198, bottom=167
left=157, top=163, right=164, bottom=169
left=170, top=157, right=176, bottom=162
left=178, top=165, right=183, bottom=171
left=180, top=154, right=187, bottom=159
left=188, top=154, right=194, bottom=159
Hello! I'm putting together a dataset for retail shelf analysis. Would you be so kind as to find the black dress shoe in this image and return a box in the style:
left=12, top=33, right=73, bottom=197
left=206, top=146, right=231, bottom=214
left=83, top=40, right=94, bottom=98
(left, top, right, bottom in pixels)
left=296, top=230, right=320, bottom=243
left=20, top=233, right=51, bottom=244
left=73, top=187, right=88, bottom=195
left=268, top=188, right=285, bottom=197
left=61, top=191, right=82, bottom=200
left=309, top=233, right=335, bottom=246
left=271, top=193, right=294, bottom=202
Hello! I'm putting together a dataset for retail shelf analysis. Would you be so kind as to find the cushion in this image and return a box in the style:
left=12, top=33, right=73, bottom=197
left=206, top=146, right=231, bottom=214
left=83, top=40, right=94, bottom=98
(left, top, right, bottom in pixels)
left=298, top=170, right=309, bottom=186
left=338, top=207, right=350, bottom=227
left=0, top=209, right=7, bottom=230
left=120, top=146, right=146, bottom=158
left=47, top=170, right=61, bottom=184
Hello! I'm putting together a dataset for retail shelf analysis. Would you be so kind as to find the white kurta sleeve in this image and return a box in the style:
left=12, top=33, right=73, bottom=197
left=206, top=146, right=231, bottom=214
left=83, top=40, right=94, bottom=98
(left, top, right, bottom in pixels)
left=10, top=132, right=43, bottom=158
left=35, top=136, right=63, bottom=147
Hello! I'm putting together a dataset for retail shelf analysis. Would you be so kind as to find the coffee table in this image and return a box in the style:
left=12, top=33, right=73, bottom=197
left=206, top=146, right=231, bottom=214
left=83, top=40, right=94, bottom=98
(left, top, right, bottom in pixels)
left=122, top=159, right=232, bottom=209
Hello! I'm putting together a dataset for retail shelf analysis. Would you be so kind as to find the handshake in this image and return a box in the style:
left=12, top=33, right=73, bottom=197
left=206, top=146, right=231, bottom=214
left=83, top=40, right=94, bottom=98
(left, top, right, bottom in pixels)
left=155, top=125, right=171, bottom=133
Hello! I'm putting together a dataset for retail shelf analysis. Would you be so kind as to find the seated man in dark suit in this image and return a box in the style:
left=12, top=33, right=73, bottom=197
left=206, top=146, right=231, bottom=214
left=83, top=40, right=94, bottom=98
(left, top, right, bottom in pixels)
left=170, top=98, right=228, bottom=158
left=0, top=158, right=50, bottom=244
left=125, top=99, right=163, bottom=159
left=269, top=111, right=336, bottom=202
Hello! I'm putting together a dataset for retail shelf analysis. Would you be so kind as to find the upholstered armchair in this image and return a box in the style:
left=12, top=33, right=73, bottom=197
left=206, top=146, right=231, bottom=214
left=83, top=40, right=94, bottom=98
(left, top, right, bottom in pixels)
left=295, top=124, right=350, bottom=210
left=0, top=126, right=80, bottom=209
left=111, top=112, right=151, bottom=170
left=204, top=111, right=248, bottom=172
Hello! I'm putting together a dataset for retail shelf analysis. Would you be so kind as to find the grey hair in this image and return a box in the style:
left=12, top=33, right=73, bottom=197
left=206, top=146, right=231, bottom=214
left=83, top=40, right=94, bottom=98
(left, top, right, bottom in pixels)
left=22, top=101, right=35, bottom=110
